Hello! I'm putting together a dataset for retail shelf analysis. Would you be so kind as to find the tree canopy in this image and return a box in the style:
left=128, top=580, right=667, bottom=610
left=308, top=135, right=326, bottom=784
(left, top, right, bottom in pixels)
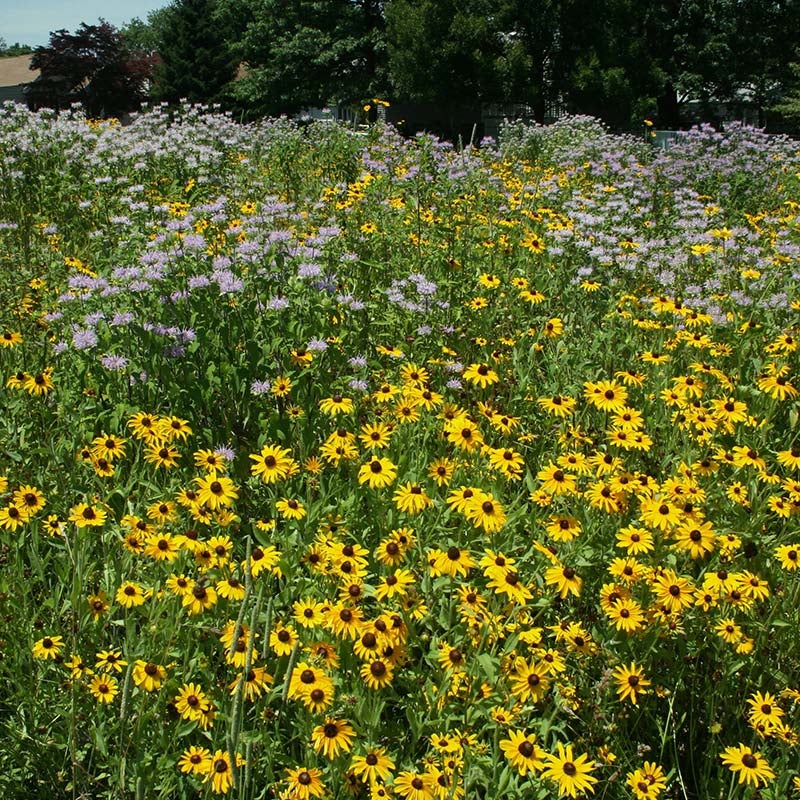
left=27, top=21, right=155, bottom=117
left=19, top=0, right=800, bottom=131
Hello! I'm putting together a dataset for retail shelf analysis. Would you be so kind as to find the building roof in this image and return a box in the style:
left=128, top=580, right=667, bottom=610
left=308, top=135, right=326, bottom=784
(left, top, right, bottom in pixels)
left=0, top=55, right=39, bottom=88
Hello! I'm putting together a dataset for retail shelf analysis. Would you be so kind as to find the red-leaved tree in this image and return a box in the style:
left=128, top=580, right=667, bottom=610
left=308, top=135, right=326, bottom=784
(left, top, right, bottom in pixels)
left=28, top=20, right=156, bottom=117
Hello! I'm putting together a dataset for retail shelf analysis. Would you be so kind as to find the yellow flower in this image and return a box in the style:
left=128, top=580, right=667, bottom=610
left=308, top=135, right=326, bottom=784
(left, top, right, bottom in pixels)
left=720, top=744, right=774, bottom=787
left=541, top=743, right=598, bottom=797
left=132, top=660, right=167, bottom=691
left=88, top=674, right=119, bottom=703
left=178, top=746, right=212, bottom=775
left=33, top=635, right=65, bottom=660
left=276, top=498, right=307, bottom=520
left=310, top=718, right=356, bottom=759
left=69, top=502, right=107, bottom=528
left=612, top=662, right=650, bottom=704
left=499, top=729, right=545, bottom=775
left=194, top=472, right=239, bottom=510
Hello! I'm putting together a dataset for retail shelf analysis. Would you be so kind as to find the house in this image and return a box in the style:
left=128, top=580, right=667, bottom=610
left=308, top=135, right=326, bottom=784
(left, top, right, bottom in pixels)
left=0, top=54, right=39, bottom=105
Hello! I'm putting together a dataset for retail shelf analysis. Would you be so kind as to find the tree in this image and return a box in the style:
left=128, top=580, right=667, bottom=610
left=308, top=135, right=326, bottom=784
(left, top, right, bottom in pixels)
left=119, top=9, right=172, bottom=54
left=727, top=0, right=800, bottom=127
left=492, top=0, right=563, bottom=120
left=235, top=0, right=387, bottom=117
left=152, top=0, right=241, bottom=107
left=385, top=0, right=502, bottom=107
left=27, top=21, right=155, bottom=117
left=0, top=38, right=34, bottom=57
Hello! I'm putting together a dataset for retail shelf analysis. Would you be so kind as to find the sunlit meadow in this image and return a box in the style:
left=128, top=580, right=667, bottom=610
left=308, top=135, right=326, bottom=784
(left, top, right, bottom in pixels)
left=1, top=102, right=800, bottom=800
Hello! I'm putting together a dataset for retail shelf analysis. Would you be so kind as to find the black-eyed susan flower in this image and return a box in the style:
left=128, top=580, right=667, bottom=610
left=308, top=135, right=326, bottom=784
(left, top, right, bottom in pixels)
left=606, top=597, right=646, bottom=633
left=747, top=691, right=784, bottom=729
left=116, top=581, right=147, bottom=608
left=719, top=744, right=774, bottom=787
left=33, top=635, right=65, bottom=660
left=361, top=658, right=394, bottom=690
left=95, top=649, right=127, bottom=673
left=613, top=662, right=650, bottom=704
left=132, top=660, right=167, bottom=691
left=585, top=379, right=628, bottom=413
left=0, top=503, right=26, bottom=531
left=393, top=483, right=432, bottom=515
left=375, top=569, right=415, bottom=601
left=69, top=502, right=107, bottom=528
left=615, top=525, right=654, bottom=554
left=537, top=463, right=579, bottom=495
left=775, top=543, right=800, bottom=570
left=327, top=604, right=364, bottom=640
left=23, top=369, right=54, bottom=395
left=249, top=443, right=295, bottom=483
left=320, top=395, right=355, bottom=415
left=270, top=621, right=299, bottom=656
left=310, top=718, right=356, bottom=759
left=358, top=457, right=398, bottom=489
left=284, top=766, right=326, bottom=800
left=194, top=473, right=238, bottom=510
left=499, top=730, right=545, bottom=775
left=652, top=569, right=695, bottom=613
left=205, top=749, right=244, bottom=794
left=88, top=674, right=119, bottom=703
left=175, top=682, right=211, bottom=722
left=509, top=659, right=551, bottom=703
left=182, top=583, right=218, bottom=615
left=445, top=418, right=483, bottom=451
left=178, top=745, right=212, bottom=776
left=276, top=498, right=306, bottom=520
left=462, top=363, right=499, bottom=388
left=228, top=666, right=272, bottom=702
left=462, top=491, right=504, bottom=532
left=216, top=576, right=246, bottom=601
left=271, top=376, right=292, bottom=397
left=0, top=330, right=22, bottom=347
left=541, top=743, right=598, bottom=797
left=626, top=761, right=667, bottom=799
left=433, top=546, right=475, bottom=578
left=545, top=564, right=583, bottom=598
left=359, top=421, right=394, bottom=450
left=393, top=770, right=433, bottom=800
left=65, top=654, right=92, bottom=679
left=351, top=745, right=396, bottom=785
left=538, top=394, right=576, bottom=418
left=144, top=441, right=180, bottom=469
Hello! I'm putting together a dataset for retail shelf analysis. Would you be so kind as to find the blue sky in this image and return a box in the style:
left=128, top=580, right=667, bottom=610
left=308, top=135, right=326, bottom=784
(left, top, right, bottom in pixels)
left=2, top=1, right=169, bottom=47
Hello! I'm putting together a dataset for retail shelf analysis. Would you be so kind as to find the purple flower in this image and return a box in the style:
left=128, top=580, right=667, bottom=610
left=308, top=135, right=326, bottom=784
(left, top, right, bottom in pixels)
left=215, top=445, right=235, bottom=461
left=251, top=379, right=271, bottom=395
left=111, top=311, right=135, bottom=327
left=100, top=354, right=128, bottom=370
left=307, top=338, right=328, bottom=352
left=348, top=355, right=367, bottom=369
left=72, top=327, right=98, bottom=350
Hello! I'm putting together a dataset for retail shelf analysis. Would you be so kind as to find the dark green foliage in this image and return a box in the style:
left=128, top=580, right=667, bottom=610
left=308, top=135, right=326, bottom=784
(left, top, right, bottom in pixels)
left=234, top=0, right=387, bottom=117
left=0, top=39, right=34, bottom=57
left=385, top=0, right=502, bottom=107
left=152, top=0, right=240, bottom=107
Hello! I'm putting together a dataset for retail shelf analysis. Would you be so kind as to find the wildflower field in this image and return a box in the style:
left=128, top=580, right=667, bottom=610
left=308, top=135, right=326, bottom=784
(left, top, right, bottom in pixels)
left=2, top=103, right=800, bottom=800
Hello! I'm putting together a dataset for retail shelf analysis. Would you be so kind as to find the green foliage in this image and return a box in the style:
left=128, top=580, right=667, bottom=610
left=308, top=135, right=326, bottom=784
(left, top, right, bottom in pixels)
left=0, top=39, right=34, bottom=57
left=152, top=0, right=240, bottom=107
left=235, top=0, right=386, bottom=117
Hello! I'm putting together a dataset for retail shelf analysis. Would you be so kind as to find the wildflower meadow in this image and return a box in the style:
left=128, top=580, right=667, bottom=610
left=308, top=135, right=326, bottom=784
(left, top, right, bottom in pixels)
left=2, top=102, right=800, bottom=800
